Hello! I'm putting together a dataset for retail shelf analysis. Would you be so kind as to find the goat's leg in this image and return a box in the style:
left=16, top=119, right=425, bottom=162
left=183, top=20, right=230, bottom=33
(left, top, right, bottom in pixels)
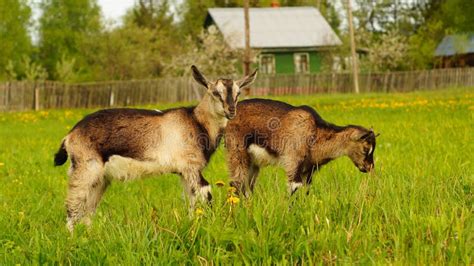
left=248, top=163, right=260, bottom=192
left=65, top=158, right=104, bottom=232
left=83, top=176, right=110, bottom=225
left=286, top=164, right=318, bottom=196
left=181, top=170, right=212, bottom=209
left=227, top=149, right=252, bottom=196
left=284, top=161, right=306, bottom=195
left=298, top=165, right=317, bottom=195
left=302, top=165, right=317, bottom=185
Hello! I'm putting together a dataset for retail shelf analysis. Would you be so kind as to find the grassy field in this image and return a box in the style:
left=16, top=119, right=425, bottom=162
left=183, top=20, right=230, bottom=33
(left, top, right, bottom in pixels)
left=0, top=88, right=472, bottom=264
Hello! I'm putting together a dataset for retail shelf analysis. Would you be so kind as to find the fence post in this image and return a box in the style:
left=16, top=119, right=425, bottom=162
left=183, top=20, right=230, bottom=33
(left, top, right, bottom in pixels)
left=34, top=82, right=40, bottom=111
left=109, top=86, right=115, bottom=107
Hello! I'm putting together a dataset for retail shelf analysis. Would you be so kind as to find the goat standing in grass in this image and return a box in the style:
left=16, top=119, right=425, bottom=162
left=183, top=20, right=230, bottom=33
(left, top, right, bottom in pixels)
left=225, top=99, right=377, bottom=196
left=54, top=66, right=257, bottom=232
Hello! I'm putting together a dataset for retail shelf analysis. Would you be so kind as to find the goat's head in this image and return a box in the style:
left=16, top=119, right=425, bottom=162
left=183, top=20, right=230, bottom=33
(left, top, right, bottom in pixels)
left=191, top=65, right=257, bottom=119
left=346, top=127, right=378, bottom=173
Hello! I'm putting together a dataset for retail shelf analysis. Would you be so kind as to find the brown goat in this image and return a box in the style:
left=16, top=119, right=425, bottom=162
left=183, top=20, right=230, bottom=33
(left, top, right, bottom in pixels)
left=54, top=66, right=257, bottom=232
left=224, top=99, right=377, bottom=195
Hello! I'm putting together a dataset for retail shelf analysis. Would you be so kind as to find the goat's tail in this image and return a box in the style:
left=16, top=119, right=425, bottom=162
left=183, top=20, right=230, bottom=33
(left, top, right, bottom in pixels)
left=54, top=140, right=68, bottom=166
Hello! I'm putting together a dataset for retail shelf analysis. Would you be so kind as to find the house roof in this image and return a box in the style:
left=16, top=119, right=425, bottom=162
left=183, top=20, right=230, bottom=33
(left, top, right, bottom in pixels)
left=434, top=34, right=474, bottom=56
left=206, top=7, right=342, bottom=50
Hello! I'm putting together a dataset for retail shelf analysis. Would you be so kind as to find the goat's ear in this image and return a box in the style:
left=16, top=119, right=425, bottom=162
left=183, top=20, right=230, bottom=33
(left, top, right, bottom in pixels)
left=191, top=65, right=209, bottom=88
left=237, top=69, right=258, bottom=89
left=351, top=130, right=373, bottom=141
left=369, top=127, right=380, bottom=138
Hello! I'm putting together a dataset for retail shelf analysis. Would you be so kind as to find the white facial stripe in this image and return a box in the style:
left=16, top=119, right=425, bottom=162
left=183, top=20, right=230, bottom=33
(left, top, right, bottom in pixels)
left=233, top=84, right=240, bottom=98
left=215, top=81, right=225, bottom=94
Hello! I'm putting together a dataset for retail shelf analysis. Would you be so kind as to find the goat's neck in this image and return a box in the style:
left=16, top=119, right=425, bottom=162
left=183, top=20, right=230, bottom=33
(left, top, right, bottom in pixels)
left=310, top=127, right=351, bottom=163
left=193, top=94, right=228, bottom=147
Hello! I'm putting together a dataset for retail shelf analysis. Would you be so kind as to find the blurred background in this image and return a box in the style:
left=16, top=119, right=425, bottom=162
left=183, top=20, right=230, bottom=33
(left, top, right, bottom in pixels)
left=1, top=0, right=473, bottom=82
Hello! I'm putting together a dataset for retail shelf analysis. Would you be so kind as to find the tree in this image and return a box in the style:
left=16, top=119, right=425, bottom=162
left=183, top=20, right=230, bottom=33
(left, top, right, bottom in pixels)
left=164, top=26, right=243, bottom=77
left=129, top=0, right=174, bottom=31
left=0, top=0, right=32, bottom=79
left=38, top=0, right=102, bottom=78
left=441, top=0, right=474, bottom=33
left=404, top=0, right=474, bottom=69
left=366, top=30, right=409, bottom=72
left=6, top=55, right=48, bottom=81
left=178, top=0, right=216, bottom=39
left=55, top=55, right=79, bottom=82
left=82, top=22, right=166, bottom=80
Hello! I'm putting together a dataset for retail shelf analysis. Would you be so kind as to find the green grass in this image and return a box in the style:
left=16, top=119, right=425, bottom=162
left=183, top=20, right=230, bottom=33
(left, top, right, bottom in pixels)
left=0, top=88, right=472, bottom=264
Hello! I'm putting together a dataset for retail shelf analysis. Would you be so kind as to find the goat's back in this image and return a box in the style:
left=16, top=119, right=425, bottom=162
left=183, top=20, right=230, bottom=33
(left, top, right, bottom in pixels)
left=226, top=99, right=317, bottom=153
left=66, top=107, right=199, bottom=163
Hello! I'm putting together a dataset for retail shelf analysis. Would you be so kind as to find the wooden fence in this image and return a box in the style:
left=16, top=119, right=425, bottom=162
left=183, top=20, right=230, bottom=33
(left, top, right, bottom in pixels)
left=1, top=67, right=473, bottom=111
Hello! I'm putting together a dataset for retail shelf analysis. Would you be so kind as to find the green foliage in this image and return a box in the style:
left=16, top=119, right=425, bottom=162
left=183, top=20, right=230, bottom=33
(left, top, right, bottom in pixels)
left=401, top=0, right=474, bottom=70
left=2, top=0, right=474, bottom=81
left=0, top=89, right=472, bottom=263
left=5, top=56, right=48, bottom=81
left=129, top=0, right=174, bottom=31
left=55, top=55, right=78, bottom=82
left=38, top=0, right=102, bottom=78
left=21, top=57, right=48, bottom=81
left=4, top=61, right=18, bottom=80
left=349, top=0, right=474, bottom=71
left=0, top=0, right=31, bottom=79
left=407, top=20, right=444, bottom=69
left=441, top=0, right=474, bottom=33
left=178, top=0, right=216, bottom=39
left=82, top=22, right=170, bottom=80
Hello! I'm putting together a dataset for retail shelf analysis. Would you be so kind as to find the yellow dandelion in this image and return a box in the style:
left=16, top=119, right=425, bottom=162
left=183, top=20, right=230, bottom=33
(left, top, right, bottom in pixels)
left=195, top=208, right=204, bottom=216
left=227, top=187, right=237, bottom=193
left=215, top=180, right=225, bottom=187
left=0, top=162, right=4, bottom=167
left=227, top=195, right=240, bottom=205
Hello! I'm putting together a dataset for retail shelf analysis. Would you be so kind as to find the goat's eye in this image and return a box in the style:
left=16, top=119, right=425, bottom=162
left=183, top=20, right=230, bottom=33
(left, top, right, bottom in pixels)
left=212, top=91, right=220, bottom=97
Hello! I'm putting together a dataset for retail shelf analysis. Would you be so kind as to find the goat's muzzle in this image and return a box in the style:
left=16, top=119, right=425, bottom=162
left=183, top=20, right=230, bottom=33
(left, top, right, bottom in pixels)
left=360, top=163, right=374, bottom=173
left=225, top=107, right=236, bottom=119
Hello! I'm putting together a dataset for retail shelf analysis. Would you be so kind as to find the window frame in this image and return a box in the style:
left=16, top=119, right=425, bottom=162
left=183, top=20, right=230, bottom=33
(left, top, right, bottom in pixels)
left=294, top=52, right=310, bottom=74
left=259, top=54, right=276, bottom=74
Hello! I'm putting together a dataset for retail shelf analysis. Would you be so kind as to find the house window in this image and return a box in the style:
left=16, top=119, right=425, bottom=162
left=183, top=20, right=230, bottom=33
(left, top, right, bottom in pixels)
left=260, top=54, right=275, bottom=74
left=294, top=53, right=310, bottom=74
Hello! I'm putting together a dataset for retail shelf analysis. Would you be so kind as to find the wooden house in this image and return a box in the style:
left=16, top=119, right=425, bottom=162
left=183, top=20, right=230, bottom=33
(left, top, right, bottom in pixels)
left=205, top=7, right=342, bottom=74
left=434, top=34, right=474, bottom=68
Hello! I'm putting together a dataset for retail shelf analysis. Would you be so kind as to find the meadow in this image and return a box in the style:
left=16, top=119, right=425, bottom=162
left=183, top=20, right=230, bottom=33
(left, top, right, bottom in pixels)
left=0, top=88, right=472, bottom=264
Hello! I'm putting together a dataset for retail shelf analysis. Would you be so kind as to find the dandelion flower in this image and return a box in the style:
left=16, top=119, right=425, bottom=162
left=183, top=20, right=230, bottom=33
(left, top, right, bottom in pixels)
left=0, top=162, right=4, bottom=167
left=227, top=187, right=237, bottom=193
left=227, top=195, right=240, bottom=205
left=215, top=180, right=225, bottom=187
left=195, top=208, right=204, bottom=216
